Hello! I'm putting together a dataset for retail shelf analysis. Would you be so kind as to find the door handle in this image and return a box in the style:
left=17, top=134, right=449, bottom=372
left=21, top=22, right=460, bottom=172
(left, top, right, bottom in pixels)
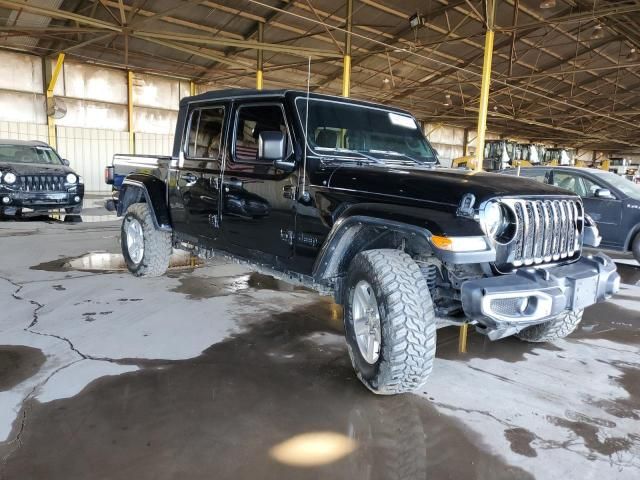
left=282, top=185, right=297, bottom=200
left=182, top=172, right=198, bottom=185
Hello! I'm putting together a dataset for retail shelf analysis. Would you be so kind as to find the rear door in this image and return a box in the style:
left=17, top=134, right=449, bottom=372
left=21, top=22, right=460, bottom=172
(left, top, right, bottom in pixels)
left=173, top=104, right=228, bottom=241
left=219, top=102, right=297, bottom=260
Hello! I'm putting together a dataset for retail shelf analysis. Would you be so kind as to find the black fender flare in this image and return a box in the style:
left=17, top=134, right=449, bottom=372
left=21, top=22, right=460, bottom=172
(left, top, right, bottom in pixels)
left=118, top=174, right=172, bottom=231
left=312, top=215, right=433, bottom=282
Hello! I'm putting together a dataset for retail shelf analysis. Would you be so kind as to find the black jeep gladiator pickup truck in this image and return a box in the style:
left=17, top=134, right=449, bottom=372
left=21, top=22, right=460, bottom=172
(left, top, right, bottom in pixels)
left=107, top=89, right=619, bottom=395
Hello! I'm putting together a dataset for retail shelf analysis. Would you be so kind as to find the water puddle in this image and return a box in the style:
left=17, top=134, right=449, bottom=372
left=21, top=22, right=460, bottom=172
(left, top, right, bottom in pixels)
left=170, top=272, right=309, bottom=300
left=0, top=345, right=46, bottom=392
left=31, top=250, right=201, bottom=273
left=1, top=301, right=535, bottom=480
left=575, top=302, right=640, bottom=346
left=616, top=262, right=640, bottom=285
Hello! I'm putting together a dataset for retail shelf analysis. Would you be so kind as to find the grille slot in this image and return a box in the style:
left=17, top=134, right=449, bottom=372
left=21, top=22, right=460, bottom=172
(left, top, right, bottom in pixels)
left=502, top=198, right=581, bottom=267
left=18, top=175, right=66, bottom=192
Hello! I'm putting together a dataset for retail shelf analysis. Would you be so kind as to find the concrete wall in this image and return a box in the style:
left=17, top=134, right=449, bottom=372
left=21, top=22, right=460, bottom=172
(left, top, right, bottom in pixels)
left=423, top=123, right=500, bottom=167
left=0, top=50, right=182, bottom=191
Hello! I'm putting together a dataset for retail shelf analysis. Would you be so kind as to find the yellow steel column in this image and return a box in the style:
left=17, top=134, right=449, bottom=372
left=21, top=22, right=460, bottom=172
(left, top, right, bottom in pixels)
left=458, top=323, right=469, bottom=353
left=474, top=0, right=496, bottom=172
left=256, top=22, right=264, bottom=90
left=46, top=53, right=65, bottom=149
left=127, top=70, right=135, bottom=154
left=189, top=80, right=196, bottom=96
left=341, top=0, right=353, bottom=97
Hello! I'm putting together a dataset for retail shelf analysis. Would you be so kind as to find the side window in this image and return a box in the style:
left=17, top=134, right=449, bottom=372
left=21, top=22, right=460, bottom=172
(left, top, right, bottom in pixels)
left=581, top=177, right=604, bottom=198
left=186, top=107, right=225, bottom=159
left=551, top=172, right=585, bottom=196
left=234, top=104, right=289, bottom=163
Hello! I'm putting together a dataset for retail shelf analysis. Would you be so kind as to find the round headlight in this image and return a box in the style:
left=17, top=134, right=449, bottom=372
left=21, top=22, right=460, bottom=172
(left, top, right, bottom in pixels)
left=3, top=172, right=16, bottom=184
left=480, top=201, right=507, bottom=237
left=66, top=173, right=77, bottom=184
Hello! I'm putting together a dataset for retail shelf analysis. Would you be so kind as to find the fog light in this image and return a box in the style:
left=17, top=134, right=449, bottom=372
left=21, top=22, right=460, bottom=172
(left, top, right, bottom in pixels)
left=517, top=297, right=529, bottom=314
left=74, top=196, right=81, bottom=203
left=1, top=196, right=10, bottom=204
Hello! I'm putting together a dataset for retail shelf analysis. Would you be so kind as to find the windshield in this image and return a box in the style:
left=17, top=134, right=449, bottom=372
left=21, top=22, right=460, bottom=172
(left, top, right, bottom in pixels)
left=591, top=170, right=640, bottom=201
left=0, top=145, right=62, bottom=165
left=296, top=98, right=437, bottom=164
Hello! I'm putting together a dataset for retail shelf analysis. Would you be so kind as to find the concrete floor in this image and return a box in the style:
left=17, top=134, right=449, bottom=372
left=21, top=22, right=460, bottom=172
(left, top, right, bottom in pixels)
left=0, top=201, right=639, bottom=480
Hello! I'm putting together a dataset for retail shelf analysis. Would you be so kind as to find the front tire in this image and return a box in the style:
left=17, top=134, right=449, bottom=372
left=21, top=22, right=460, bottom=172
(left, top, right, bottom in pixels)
left=65, top=206, right=82, bottom=214
left=516, top=309, right=584, bottom=342
left=121, top=203, right=172, bottom=277
left=343, top=249, right=436, bottom=395
left=632, top=232, right=640, bottom=263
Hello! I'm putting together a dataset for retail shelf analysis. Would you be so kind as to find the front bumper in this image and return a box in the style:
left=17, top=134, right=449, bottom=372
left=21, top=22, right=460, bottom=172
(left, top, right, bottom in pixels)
left=0, top=188, right=84, bottom=212
left=461, top=254, right=620, bottom=340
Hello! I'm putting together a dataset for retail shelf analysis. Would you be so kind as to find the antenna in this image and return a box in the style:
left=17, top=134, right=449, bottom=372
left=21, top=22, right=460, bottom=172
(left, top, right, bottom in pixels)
left=301, top=56, right=311, bottom=199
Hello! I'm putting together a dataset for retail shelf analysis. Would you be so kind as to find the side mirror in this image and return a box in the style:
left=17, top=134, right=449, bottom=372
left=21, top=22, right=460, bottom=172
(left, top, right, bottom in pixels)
left=258, top=131, right=285, bottom=162
left=595, top=188, right=615, bottom=199
left=259, top=131, right=295, bottom=172
left=62, top=158, right=70, bottom=166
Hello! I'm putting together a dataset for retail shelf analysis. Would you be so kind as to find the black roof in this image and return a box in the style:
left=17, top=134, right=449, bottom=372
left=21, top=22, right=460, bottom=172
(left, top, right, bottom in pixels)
left=180, top=88, right=411, bottom=115
left=0, top=139, right=50, bottom=147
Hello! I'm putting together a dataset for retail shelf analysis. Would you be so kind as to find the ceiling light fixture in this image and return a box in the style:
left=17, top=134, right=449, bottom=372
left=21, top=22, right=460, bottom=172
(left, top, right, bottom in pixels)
left=382, top=77, right=392, bottom=91
left=590, top=24, right=605, bottom=40
left=627, top=48, right=638, bottom=62
left=409, top=13, right=424, bottom=29
left=539, top=0, right=556, bottom=8
left=443, top=94, right=452, bottom=107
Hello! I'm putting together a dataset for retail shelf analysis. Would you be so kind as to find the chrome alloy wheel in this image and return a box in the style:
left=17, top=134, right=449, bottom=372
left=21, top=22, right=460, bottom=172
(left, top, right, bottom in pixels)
left=352, top=280, right=382, bottom=364
left=125, top=217, right=144, bottom=264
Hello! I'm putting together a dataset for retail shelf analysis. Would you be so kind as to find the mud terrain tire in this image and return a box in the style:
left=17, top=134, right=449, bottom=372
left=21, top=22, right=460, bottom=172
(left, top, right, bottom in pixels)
left=343, top=249, right=436, bottom=395
left=516, top=309, right=584, bottom=342
left=121, top=203, right=171, bottom=277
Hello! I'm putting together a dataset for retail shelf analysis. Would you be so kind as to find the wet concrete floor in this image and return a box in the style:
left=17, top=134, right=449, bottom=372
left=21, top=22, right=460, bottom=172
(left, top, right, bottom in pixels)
left=0, top=211, right=639, bottom=479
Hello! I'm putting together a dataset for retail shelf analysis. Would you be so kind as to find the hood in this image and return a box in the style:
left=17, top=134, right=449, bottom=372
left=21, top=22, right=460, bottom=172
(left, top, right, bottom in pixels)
left=322, top=164, right=577, bottom=206
left=0, top=161, right=74, bottom=176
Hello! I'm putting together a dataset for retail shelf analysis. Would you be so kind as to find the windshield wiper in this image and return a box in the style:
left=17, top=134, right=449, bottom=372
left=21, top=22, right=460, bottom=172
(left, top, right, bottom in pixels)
left=315, top=147, right=384, bottom=163
left=368, top=149, right=435, bottom=166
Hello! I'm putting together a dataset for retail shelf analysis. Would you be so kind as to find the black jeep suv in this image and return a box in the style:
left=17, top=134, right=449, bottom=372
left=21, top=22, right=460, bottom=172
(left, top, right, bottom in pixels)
left=107, top=89, right=619, bottom=395
left=0, top=140, right=84, bottom=216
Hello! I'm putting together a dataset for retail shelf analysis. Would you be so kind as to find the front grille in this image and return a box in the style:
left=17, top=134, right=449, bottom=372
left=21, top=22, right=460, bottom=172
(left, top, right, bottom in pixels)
left=18, top=175, right=66, bottom=192
left=502, top=198, right=582, bottom=267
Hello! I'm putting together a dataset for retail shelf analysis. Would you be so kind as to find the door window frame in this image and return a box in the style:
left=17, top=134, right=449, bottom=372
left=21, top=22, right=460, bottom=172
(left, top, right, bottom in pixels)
left=182, top=104, right=227, bottom=164
left=230, top=102, right=293, bottom=165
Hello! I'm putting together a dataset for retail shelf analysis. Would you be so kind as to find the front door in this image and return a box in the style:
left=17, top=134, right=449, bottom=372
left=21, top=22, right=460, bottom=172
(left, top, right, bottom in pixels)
left=579, top=175, right=623, bottom=248
left=550, top=171, right=623, bottom=247
left=220, top=102, right=296, bottom=261
left=175, top=104, right=227, bottom=242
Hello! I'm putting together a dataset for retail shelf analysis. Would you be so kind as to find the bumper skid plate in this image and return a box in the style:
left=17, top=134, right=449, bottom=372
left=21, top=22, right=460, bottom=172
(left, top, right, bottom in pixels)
left=461, top=253, right=619, bottom=340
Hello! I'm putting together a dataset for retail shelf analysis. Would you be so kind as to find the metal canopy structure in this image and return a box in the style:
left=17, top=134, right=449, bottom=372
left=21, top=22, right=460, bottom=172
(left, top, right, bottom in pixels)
left=1, top=0, right=640, bottom=152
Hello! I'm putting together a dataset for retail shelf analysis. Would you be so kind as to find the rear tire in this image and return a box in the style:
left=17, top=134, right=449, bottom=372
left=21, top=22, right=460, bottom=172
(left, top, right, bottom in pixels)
left=121, top=203, right=171, bottom=277
left=343, top=249, right=436, bottom=395
left=632, top=232, right=640, bottom=263
left=516, top=309, right=584, bottom=342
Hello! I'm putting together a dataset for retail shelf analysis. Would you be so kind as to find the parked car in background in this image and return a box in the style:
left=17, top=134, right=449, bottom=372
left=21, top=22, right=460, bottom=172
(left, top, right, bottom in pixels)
left=0, top=140, right=84, bottom=217
left=501, top=166, right=640, bottom=262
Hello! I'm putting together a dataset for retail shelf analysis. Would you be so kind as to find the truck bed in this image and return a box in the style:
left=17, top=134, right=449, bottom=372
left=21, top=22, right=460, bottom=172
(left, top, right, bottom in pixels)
left=111, top=154, right=172, bottom=187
